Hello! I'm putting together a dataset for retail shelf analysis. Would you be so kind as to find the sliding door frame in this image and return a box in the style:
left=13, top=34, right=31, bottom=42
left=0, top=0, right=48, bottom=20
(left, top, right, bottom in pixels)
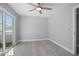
left=0, top=5, right=16, bottom=54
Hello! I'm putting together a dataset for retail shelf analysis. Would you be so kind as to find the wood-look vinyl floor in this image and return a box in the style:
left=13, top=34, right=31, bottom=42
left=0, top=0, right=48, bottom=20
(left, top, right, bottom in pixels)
left=13, top=40, right=73, bottom=56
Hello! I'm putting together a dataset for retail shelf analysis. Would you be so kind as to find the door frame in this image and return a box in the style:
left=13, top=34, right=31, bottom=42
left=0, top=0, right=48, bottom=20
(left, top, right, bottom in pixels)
left=73, top=5, right=79, bottom=55
left=0, top=5, right=16, bottom=54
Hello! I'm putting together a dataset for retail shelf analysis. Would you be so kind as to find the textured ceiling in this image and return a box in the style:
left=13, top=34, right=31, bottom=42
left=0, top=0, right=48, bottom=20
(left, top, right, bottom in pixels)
left=8, top=3, right=79, bottom=17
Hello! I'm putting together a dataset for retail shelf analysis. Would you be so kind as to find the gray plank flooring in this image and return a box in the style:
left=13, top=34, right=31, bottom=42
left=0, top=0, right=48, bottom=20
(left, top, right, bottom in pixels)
left=13, top=40, right=74, bottom=56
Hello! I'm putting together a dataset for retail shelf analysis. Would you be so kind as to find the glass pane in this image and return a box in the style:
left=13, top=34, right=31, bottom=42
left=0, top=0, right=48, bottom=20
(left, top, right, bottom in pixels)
left=5, top=13, right=13, bottom=51
left=0, top=11, right=3, bottom=53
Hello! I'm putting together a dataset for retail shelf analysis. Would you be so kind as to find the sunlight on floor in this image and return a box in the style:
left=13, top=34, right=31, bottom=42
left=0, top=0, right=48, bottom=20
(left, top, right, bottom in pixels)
left=5, top=48, right=14, bottom=56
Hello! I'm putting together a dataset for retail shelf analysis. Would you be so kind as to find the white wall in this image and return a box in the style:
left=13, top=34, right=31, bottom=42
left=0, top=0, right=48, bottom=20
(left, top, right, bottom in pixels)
left=49, top=4, right=79, bottom=54
left=0, top=3, right=19, bottom=44
left=19, top=16, right=49, bottom=40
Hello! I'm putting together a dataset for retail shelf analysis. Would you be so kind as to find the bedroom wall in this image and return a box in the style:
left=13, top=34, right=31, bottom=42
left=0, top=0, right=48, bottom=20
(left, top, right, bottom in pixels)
left=49, top=4, right=79, bottom=54
left=19, top=16, right=49, bottom=41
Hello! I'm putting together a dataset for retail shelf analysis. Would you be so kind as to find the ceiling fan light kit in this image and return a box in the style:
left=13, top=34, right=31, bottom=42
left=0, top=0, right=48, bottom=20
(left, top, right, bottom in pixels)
left=36, top=7, right=42, bottom=11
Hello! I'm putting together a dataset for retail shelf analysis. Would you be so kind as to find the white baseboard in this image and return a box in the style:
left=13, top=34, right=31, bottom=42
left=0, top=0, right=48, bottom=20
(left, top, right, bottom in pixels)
left=19, top=39, right=49, bottom=42
left=49, top=39, right=74, bottom=54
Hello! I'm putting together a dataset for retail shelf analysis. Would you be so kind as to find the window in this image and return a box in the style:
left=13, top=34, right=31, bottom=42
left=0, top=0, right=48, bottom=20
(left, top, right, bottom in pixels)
left=5, top=13, right=13, bottom=33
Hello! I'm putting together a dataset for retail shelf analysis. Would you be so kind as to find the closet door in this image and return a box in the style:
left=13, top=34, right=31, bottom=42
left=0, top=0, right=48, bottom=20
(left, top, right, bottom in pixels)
left=5, top=13, right=13, bottom=51
left=0, top=11, right=3, bottom=53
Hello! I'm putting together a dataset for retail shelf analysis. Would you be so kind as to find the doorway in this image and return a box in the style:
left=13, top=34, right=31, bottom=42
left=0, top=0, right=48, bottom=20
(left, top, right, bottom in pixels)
left=76, top=8, right=79, bottom=55
left=75, top=7, right=79, bottom=55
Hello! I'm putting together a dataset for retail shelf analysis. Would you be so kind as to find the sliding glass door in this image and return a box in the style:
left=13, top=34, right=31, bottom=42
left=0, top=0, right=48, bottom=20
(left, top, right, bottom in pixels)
left=5, top=13, right=13, bottom=51
left=0, top=11, right=3, bottom=54
left=0, top=10, right=14, bottom=55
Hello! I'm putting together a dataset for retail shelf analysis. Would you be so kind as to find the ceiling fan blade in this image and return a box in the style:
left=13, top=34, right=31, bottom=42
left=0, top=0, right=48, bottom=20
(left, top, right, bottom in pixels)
left=42, top=7, right=52, bottom=10
left=29, top=8, right=36, bottom=12
left=39, top=10, right=42, bottom=14
left=28, top=3, right=37, bottom=7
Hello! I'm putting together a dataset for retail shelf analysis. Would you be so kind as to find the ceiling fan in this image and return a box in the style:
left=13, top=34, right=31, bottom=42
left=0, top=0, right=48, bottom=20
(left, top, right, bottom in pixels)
left=28, top=3, right=52, bottom=14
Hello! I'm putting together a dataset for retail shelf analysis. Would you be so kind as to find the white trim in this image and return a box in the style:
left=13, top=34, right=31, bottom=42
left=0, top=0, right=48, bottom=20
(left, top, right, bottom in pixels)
left=19, top=39, right=49, bottom=42
left=49, top=39, right=74, bottom=54
left=3, top=12, right=6, bottom=53
left=72, top=6, right=76, bottom=55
